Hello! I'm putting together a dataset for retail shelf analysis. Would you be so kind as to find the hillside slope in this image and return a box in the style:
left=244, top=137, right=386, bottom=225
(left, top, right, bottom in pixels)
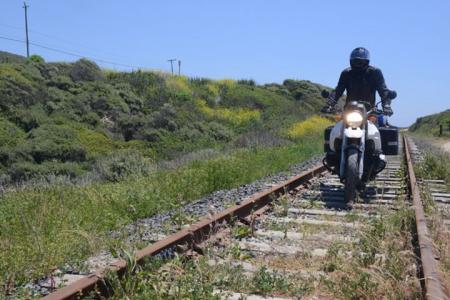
left=409, top=109, right=450, bottom=137
left=0, top=51, right=329, bottom=185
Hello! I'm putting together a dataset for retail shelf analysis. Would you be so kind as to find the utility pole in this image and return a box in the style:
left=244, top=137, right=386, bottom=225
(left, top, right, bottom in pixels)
left=167, top=58, right=176, bottom=75
left=178, top=60, right=181, bottom=76
left=23, top=2, right=30, bottom=58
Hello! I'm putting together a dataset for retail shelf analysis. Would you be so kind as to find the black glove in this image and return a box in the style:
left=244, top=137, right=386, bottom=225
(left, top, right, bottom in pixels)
left=383, top=104, right=393, bottom=116
left=321, top=106, right=330, bottom=113
left=321, top=105, right=334, bottom=114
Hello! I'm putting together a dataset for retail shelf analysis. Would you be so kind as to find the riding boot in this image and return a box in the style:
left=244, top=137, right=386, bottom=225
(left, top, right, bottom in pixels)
left=346, top=200, right=354, bottom=209
left=375, top=153, right=386, bottom=174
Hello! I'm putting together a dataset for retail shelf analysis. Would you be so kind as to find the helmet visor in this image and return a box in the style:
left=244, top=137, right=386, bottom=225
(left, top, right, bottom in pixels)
left=350, top=58, right=369, bottom=69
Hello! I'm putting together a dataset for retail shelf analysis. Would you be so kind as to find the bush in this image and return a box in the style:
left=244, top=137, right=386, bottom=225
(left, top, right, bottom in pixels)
left=28, top=55, right=45, bottom=64
left=93, top=150, right=154, bottom=182
left=0, top=64, right=43, bottom=110
left=205, top=122, right=233, bottom=141
left=0, top=53, right=331, bottom=186
left=47, top=75, right=74, bottom=91
left=0, top=117, right=26, bottom=147
left=237, top=79, right=256, bottom=86
left=8, top=161, right=85, bottom=182
left=24, top=124, right=87, bottom=163
left=137, top=127, right=163, bottom=142
left=118, top=115, right=145, bottom=141
left=138, top=103, right=179, bottom=134
left=70, top=59, right=104, bottom=82
left=10, top=106, right=47, bottom=131
left=73, top=126, right=117, bottom=158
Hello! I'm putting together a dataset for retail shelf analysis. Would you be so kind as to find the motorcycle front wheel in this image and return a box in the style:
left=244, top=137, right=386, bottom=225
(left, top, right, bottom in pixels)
left=344, top=148, right=359, bottom=205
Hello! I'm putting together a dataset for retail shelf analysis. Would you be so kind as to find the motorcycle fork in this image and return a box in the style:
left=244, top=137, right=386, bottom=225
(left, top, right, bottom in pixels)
left=339, top=133, right=365, bottom=181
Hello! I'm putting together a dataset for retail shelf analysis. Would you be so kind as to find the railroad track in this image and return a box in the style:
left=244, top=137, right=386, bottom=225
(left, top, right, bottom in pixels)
left=42, top=135, right=448, bottom=299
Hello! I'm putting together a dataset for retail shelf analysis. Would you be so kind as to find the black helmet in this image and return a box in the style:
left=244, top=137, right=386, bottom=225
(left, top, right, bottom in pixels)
left=350, top=47, right=370, bottom=71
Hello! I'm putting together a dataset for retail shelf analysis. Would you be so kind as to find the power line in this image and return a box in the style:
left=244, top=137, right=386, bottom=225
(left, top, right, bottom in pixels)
left=0, top=35, right=143, bottom=70
left=0, top=23, right=132, bottom=63
left=0, top=35, right=24, bottom=44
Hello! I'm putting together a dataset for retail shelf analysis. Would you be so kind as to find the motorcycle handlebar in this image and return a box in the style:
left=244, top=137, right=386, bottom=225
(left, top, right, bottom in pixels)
left=321, top=105, right=386, bottom=117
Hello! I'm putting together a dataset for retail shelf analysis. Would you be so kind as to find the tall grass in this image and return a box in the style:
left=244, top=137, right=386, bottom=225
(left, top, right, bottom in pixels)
left=414, top=151, right=450, bottom=184
left=0, top=134, right=323, bottom=289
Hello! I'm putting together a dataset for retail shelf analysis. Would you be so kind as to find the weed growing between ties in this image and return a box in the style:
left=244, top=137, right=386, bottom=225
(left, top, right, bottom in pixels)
left=321, top=203, right=421, bottom=299
left=320, top=161, right=421, bottom=299
left=97, top=248, right=314, bottom=299
left=0, top=136, right=323, bottom=293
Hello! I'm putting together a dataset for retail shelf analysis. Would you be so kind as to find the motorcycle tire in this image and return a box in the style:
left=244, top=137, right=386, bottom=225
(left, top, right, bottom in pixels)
left=344, top=148, right=359, bottom=205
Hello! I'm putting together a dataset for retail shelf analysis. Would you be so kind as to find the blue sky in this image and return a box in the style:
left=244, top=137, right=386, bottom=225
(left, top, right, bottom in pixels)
left=1, top=0, right=449, bottom=126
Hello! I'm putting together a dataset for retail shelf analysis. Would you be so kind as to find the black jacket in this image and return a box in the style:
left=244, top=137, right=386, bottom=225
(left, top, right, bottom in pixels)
left=334, top=66, right=389, bottom=107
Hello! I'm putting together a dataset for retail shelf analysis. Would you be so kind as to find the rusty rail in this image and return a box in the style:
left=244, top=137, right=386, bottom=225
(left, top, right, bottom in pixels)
left=42, top=164, right=326, bottom=300
left=403, top=136, right=448, bottom=300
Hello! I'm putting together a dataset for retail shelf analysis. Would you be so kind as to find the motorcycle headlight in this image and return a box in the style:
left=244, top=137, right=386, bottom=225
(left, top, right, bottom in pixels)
left=345, top=111, right=363, bottom=128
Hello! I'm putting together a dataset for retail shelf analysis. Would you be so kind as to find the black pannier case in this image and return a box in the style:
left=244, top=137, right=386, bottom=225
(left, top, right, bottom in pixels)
left=324, top=126, right=333, bottom=152
left=379, top=127, right=399, bottom=155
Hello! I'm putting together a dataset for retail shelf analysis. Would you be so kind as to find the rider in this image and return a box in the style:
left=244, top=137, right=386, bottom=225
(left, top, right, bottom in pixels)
left=324, top=47, right=396, bottom=189
left=326, top=47, right=394, bottom=116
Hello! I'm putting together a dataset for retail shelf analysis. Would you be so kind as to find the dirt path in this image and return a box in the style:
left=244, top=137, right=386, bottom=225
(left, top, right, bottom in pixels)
left=442, top=141, right=450, bottom=153
left=434, top=138, right=450, bottom=154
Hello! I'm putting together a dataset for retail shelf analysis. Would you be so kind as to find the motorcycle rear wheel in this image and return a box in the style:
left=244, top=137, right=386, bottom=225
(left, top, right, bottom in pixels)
left=344, top=148, right=359, bottom=205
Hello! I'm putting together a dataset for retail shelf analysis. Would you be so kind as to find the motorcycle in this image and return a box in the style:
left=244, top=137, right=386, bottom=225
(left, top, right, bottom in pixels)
left=321, top=90, right=398, bottom=206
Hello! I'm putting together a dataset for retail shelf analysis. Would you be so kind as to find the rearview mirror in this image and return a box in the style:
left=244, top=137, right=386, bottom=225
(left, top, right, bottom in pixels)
left=321, top=90, right=330, bottom=99
left=388, top=90, right=397, bottom=99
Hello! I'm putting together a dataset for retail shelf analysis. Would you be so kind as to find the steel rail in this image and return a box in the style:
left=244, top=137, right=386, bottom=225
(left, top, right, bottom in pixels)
left=42, top=164, right=326, bottom=300
left=403, top=136, right=448, bottom=300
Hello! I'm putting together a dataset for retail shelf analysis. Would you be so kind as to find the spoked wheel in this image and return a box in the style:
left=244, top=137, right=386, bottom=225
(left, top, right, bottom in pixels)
left=344, top=148, right=359, bottom=207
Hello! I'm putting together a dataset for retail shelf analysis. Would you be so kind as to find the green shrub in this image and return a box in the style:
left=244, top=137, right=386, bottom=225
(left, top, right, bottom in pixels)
left=0, top=117, right=26, bottom=147
left=24, top=124, right=87, bottom=163
left=0, top=63, right=43, bottom=110
left=70, top=58, right=104, bottom=82
left=10, top=105, right=47, bottom=131
left=93, top=150, right=154, bottom=182
left=207, top=121, right=233, bottom=141
left=137, top=127, right=163, bottom=143
left=28, top=55, right=45, bottom=64
left=8, top=161, right=85, bottom=182
left=74, top=126, right=117, bottom=158
left=47, top=75, right=74, bottom=91
left=118, top=115, right=145, bottom=141
left=0, top=53, right=330, bottom=186
left=0, top=51, right=27, bottom=64
left=237, top=79, right=256, bottom=86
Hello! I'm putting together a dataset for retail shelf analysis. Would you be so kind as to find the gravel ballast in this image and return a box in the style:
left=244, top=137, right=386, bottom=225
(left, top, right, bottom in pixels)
left=29, top=154, right=323, bottom=296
